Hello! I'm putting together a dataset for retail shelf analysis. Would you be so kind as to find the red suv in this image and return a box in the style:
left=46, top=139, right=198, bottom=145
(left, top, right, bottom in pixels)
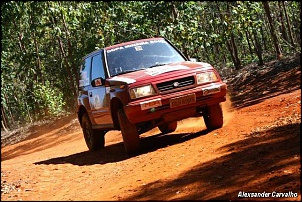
left=77, top=37, right=227, bottom=154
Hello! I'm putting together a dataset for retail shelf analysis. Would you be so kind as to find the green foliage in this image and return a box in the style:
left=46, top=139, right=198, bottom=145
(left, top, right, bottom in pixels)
left=1, top=1, right=300, bottom=129
left=33, top=81, right=66, bottom=118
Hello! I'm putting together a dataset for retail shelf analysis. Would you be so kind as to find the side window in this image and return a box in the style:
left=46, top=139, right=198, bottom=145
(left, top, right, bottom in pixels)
left=79, top=57, right=92, bottom=87
left=91, top=54, right=105, bottom=81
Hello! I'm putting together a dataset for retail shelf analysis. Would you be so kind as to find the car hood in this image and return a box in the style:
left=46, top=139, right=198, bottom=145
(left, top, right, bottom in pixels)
left=108, top=61, right=214, bottom=85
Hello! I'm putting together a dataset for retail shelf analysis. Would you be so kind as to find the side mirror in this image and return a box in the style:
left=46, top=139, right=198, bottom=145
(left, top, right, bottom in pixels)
left=189, top=58, right=198, bottom=62
left=91, top=77, right=105, bottom=87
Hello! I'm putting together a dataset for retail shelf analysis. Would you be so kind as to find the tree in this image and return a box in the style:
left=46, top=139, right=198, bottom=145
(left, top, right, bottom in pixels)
left=281, top=1, right=295, bottom=48
left=262, top=1, right=283, bottom=59
left=1, top=1, right=300, bottom=130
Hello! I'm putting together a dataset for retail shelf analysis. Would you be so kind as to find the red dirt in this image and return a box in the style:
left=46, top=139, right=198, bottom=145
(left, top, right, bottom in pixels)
left=1, top=56, right=301, bottom=201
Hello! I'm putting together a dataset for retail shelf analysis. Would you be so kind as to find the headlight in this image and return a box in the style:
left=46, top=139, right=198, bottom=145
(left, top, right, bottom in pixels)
left=196, top=72, right=218, bottom=84
left=130, top=85, right=156, bottom=99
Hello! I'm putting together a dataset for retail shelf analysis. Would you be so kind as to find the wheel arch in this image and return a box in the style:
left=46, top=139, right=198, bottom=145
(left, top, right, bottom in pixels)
left=110, top=97, right=124, bottom=130
left=77, top=105, right=88, bottom=128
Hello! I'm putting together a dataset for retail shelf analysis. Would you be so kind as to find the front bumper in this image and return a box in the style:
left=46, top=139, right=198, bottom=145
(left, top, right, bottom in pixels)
left=124, top=82, right=227, bottom=124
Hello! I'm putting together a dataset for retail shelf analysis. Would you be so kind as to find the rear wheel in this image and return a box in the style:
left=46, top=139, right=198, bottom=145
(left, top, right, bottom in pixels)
left=82, top=113, right=105, bottom=151
left=158, top=121, right=177, bottom=134
left=117, top=109, right=140, bottom=154
left=203, top=103, right=223, bottom=130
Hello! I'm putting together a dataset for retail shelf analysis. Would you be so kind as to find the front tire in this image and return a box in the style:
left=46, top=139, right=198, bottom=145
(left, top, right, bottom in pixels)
left=203, top=103, right=223, bottom=130
left=117, top=109, right=140, bottom=154
left=158, top=121, right=177, bottom=134
left=82, top=113, right=105, bottom=151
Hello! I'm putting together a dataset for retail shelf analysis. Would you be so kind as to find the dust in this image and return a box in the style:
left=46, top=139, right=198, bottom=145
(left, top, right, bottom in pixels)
left=176, top=93, right=234, bottom=132
left=176, top=117, right=205, bottom=133
left=142, top=93, right=234, bottom=135
left=222, top=93, right=234, bottom=126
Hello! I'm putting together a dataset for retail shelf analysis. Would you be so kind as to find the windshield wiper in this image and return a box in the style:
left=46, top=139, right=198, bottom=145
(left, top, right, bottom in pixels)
left=147, top=63, right=168, bottom=69
left=113, top=68, right=144, bottom=76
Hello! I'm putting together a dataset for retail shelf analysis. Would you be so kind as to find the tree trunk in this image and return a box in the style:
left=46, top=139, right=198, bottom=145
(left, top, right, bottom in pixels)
left=4, top=93, right=15, bottom=127
left=247, top=16, right=264, bottom=66
left=220, top=2, right=241, bottom=70
left=278, top=1, right=288, bottom=41
left=1, top=106, right=9, bottom=131
left=214, top=44, right=220, bottom=62
left=57, top=36, right=77, bottom=98
left=230, top=33, right=241, bottom=69
left=48, top=3, right=77, bottom=100
left=13, top=21, right=27, bottom=53
left=59, top=1, right=79, bottom=92
left=262, top=1, right=283, bottom=60
left=282, top=1, right=295, bottom=48
left=222, top=47, right=227, bottom=64
left=226, top=40, right=238, bottom=70
left=171, top=1, right=178, bottom=22
left=182, top=43, right=189, bottom=59
left=245, top=31, right=253, bottom=55
left=1, top=121, right=9, bottom=132
left=260, top=25, right=268, bottom=52
left=29, top=2, right=44, bottom=85
left=252, top=29, right=264, bottom=65
left=32, top=32, right=44, bottom=85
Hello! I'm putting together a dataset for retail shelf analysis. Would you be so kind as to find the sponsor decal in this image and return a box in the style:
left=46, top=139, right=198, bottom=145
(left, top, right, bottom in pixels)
left=124, top=41, right=149, bottom=49
left=145, top=65, right=189, bottom=76
left=93, top=94, right=102, bottom=109
left=106, top=87, right=110, bottom=94
left=107, top=39, right=165, bottom=53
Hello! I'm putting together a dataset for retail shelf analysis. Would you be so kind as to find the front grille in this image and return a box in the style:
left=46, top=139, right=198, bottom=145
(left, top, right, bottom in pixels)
left=156, top=76, right=195, bottom=92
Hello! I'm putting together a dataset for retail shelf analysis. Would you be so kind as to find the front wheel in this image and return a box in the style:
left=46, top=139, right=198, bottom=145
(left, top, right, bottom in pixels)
left=203, top=103, right=223, bottom=130
left=117, top=109, right=140, bottom=154
left=81, top=113, right=105, bottom=151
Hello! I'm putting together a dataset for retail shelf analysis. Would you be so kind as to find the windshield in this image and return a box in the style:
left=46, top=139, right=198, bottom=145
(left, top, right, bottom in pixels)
left=106, top=39, right=186, bottom=77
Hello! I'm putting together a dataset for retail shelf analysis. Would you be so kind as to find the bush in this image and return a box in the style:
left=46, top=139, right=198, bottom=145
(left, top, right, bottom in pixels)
left=33, top=81, right=66, bottom=118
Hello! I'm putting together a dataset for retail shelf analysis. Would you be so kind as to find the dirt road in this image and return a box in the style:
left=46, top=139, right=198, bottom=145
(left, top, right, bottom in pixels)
left=1, top=55, right=301, bottom=201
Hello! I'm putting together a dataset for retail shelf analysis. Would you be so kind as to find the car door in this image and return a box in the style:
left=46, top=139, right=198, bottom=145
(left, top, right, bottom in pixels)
left=88, top=53, right=113, bottom=128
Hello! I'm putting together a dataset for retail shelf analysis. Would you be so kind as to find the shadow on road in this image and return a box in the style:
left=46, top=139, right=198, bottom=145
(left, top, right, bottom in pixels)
left=34, top=129, right=210, bottom=166
left=1, top=113, right=83, bottom=162
left=121, top=122, right=301, bottom=200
